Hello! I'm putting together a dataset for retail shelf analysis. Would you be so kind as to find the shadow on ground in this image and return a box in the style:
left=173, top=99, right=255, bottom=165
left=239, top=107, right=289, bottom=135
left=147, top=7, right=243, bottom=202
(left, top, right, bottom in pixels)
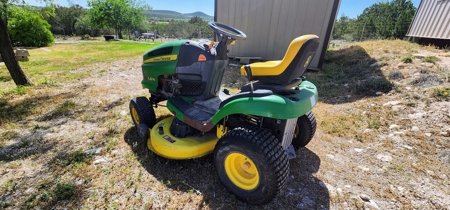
left=306, top=45, right=394, bottom=104
left=124, top=126, right=330, bottom=209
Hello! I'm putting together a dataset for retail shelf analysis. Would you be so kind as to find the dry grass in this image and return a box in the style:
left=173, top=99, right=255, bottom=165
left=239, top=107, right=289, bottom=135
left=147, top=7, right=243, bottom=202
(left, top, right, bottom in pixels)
left=1, top=39, right=449, bottom=209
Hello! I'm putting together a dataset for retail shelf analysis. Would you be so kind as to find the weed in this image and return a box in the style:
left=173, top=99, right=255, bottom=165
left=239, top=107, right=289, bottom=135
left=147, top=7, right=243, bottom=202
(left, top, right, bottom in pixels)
left=402, top=56, right=413, bottom=63
left=410, top=75, right=442, bottom=86
left=368, top=119, right=381, bottom=129
left=55, top=182, right=76, bottom=200
left=431, top=87, right=450, bottom=99
left=0, top=130, right=20, bottom=140
left=16, top=139, right=30, bottom=149
left=70, top=150, right=89, bottom=163
left=423, top=56, right=438, bottom=64
left=418, top=67, right=430, bottom=74
left=388, top=70, right=404, bottom=80
left=0, top=86, right=31, bottom=96
left=354, top=79, right=394, bottom=95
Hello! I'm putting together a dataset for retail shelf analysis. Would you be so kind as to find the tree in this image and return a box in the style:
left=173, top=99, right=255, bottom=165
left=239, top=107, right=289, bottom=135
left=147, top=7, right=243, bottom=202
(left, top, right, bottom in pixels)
left=356, top=0, right=416, bottom=40
left=88, top=0, right=149, bottom=39
left=44, top=4, right=85, bottom=35
left=8, top=6, right=54, bottom=47
left=0, top=0, right=33, bottom=86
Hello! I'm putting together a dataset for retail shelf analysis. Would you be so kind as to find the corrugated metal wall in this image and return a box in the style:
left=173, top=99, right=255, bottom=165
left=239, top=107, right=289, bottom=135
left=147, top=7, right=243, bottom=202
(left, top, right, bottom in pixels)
left=407, top=0, right=450, bottom=39
left=215, top=0, right=341, bottom=69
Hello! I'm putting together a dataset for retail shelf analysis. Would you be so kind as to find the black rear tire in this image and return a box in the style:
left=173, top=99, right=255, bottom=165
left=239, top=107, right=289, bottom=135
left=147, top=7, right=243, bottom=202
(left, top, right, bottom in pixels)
left=129, top=97, right=156, bottom=129
left=214, top=125, right=289, bottom=205
left=292, top=111, right=317, bottom=150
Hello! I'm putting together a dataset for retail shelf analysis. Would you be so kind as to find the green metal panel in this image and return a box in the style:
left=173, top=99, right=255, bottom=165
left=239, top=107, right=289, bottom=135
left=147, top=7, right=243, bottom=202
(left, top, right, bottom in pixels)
left=141, top=40, right=185, bottom=91
left=211, top=81, right=318, bottom=124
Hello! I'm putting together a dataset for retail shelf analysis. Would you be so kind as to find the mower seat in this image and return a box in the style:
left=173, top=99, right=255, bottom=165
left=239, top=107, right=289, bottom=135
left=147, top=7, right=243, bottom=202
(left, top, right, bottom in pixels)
left=240, top=35, right=319, bottom=85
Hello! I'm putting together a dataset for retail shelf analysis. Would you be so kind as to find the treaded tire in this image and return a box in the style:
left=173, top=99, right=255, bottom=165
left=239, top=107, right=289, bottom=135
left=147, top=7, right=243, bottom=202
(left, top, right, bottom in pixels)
left=292, top=111, right=317, bottom=150
left=129, top=97, right=156, bottom=129
left=214, top=125, right=289, bottom=205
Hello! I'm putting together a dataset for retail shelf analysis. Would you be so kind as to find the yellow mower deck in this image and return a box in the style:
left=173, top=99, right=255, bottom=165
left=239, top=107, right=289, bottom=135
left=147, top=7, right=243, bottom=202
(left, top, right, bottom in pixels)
left=148, top=117, right=219, bottom=159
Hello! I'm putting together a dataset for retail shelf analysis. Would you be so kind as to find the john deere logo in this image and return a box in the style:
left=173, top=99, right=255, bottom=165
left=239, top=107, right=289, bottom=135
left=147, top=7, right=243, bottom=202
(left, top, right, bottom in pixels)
left=304, top=56, right=312, bottom=67
left=144, top=55, right=177, bottom=63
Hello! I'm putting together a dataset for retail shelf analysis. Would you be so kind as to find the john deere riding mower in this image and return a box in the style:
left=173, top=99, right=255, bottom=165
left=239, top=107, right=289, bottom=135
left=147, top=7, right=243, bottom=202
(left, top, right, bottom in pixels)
left=129, top=22, right=319, bottom=205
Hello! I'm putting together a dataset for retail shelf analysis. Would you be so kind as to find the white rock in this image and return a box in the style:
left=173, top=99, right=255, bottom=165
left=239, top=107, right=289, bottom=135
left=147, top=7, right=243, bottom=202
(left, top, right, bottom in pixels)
left=75, top=179, right=85, bottom=185
left=43, top=133, right=54, bottom=139
left=25, top=187, right=36, bottom=194
left=394, top=132, right=405, bottom=135
left=367, top=200, right=381, bottom=209
left=412, top=54, right=426, bottom=58
left=421, top=62, right=434, bottom=68
left=93, top=157, right=108, bottom=164
left=403, top=145, right=413, bottom=150
left=345, top=185, right=352, bottom=188
left=370, top=62, right=378, bottom=67
left=120, top=110, right=127, bottom=116
left=389, top=124, right=400, bottom=129
left=326, top=154, right=335, bottom=160
left=383, top=101, right=402, bottom=106
left=87, top=139, right=94, bottom=143
left=440, top=132, right=449, bottom=136
left=426, top=170, right=434, bottom=176
left=344, top=83, right=349, bottom=87
left=408, top=112, right=425, bottom=119
left=376, top=92, right=383, bottom=96
left=411, top=126, right=420, bottom=132
left=346, top=95, right=351, bottom=98
left=118, top=73, right=129, bottom=78
left=359, top=166, right=370, bottom=171
left=425, top=133, right=432, bottom=137
left=337, top=188, right=343, bottom=194
left=377, top=154, right=393, bottom=162
left=85, top=148, right=102, bottom=155
left=392, top=105, right=405, bottom=111
left=405, top=86, right=412, bottom=90
left=439, top=174, right=448, bottom=180
left=360, top=194, right=371, bottom=201
left=354, top=148, right=363, bottom=153
left=364, top=129, right=372, bottom=133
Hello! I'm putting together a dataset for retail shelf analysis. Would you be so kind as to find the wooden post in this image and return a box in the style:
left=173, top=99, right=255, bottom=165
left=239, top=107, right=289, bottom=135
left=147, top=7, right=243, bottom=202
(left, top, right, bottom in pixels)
left=359, top=22, right=366, bottom=42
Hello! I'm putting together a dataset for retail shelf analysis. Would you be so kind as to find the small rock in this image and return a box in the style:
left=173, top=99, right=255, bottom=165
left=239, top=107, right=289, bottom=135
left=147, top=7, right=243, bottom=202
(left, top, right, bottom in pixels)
left=403, top=145, right=413, bottom=150
left=425, top=133, right=432, bottom=137
left=377, top=154, right=393, bottom=162
left=408, top=112, right=425, bottom=119
left=367, top=200, right=380, bottom=209
left=405, top=86, right=412, bottom=90
left=345, top=185, right=352, bottom=188
left=440, top=132, right=449, bottom=136
left=389, top=124, right=400, bottom=129
left=87, top=139, right=94, bottom=143
left=412, top=54, right=426, bottom=58
left=354, top=148, right=363, bottom=153
left=103, top=107, right=109, bottom=111
left=370, top=62, right=378, bottom=67
left=439, top=174, right=448, bottom=180
left=118, top=73, right=129, bottom=78
left=85, top=148, right=102, bottom=155
left=75, top=179, right=85, bottom=185
left=421, top=62, right=434, bottom=68
left=376, top=92, right=383, bottom=96
left=337, top=188, right=343, bottom=194
left=394, top=131, right=405, bottom=135
left=43, top=133, right=54, bottom=139
left=411, top=126, right=420, bottom=132
left=120, top=110, right=127, bottom=116
left=346, top=95, right=351, bottom=98
left=360, top=194, right=371, bottom=201
left=358, top=166, right=370, bottom=171
left=364, top=129, right=372, bottom=133
left=326, top=154, right=335, bottom=160
left=344, top=83, right=349, bottom=87
left=93, top=157, right=108, bottom=164
left=25, top=187, right=36, bottom=194
left=392, top=105, right=405, bottom=111
left=426, top=170, right=434, bottom=176
left=383, top=101, right=402, bottom=106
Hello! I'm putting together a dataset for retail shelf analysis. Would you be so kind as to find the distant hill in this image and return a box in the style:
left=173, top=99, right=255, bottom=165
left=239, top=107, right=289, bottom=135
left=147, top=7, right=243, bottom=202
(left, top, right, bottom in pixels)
left=147, top=10, right=214, bottom=21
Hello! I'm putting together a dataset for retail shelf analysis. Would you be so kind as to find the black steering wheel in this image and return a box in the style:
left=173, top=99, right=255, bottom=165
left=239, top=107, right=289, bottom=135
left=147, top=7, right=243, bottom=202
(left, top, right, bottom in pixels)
left=208, top=22, right=247, bottom=40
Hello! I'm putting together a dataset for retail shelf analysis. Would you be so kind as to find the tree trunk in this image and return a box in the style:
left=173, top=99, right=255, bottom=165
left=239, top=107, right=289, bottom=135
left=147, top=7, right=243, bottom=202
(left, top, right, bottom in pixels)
left=0, top=17, right=33, bottom=86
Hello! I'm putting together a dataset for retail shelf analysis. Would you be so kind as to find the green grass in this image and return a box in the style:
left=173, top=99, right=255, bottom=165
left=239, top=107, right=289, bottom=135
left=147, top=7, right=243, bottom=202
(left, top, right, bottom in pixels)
left=0, top=41, right=160, bottom=88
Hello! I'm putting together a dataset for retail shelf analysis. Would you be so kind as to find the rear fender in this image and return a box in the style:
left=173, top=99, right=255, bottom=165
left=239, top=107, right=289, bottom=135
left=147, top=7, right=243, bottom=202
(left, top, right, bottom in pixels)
left=211, top=81, right=318, bottom=124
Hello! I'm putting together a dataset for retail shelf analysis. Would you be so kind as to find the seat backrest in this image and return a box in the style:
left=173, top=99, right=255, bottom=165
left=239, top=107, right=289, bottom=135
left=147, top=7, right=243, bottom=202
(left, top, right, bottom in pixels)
left=254, top=35, right=320, bottom=84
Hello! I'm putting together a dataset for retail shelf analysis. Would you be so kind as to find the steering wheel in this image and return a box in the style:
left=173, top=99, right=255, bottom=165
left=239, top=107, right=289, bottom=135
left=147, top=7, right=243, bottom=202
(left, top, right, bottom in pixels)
left=208, top=22, right=247, bottom=40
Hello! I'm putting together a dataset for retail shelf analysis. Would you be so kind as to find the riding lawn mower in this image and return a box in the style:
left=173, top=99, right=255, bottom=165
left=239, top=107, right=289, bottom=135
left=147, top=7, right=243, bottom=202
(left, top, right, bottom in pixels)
left=129, top=22, right=320, bottom=205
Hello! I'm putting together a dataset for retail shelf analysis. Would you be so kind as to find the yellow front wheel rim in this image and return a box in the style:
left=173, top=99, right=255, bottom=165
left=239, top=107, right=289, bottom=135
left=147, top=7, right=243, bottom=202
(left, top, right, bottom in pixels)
left=131, top=107, right=140, bottom=124
left=224, top=153, right=259, bottom=190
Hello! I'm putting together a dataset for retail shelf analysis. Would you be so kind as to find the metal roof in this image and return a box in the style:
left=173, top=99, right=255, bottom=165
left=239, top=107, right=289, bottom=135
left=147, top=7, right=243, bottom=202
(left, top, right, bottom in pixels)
left=407, top=0, right=450, bottom=39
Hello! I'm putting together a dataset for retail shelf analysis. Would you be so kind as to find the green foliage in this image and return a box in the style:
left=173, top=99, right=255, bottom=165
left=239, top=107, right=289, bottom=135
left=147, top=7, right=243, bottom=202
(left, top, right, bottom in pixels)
left=431, top=87, right=450, bottom=99
left=356, top=0, right=416, bottom=39
left=88, top=0, right=149, bottom=39
left=7, top=6, right=54, bottom=47
left=402, top=56, right=412, bottom=63
left=55, top=182, right=76, bottom=200
left=42, top=4, right=85, bottom=35
left=354, top=78, right=394, bottom=95
left=149, top=16, right=214, bottom=39
left=333, top=14, right=358, bottom=40
left=423, top=56, right=438, bottom=64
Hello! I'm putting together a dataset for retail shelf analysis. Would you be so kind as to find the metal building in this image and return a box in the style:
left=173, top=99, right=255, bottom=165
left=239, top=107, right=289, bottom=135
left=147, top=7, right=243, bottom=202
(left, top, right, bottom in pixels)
left=214, top=0, right=341, bottom=70
left=407, top=0, right=450, bottom=46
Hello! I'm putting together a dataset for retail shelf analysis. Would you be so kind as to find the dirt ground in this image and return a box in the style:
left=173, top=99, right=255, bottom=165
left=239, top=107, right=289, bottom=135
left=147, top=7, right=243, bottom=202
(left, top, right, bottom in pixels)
left=0, top=40, right=449, bottom=209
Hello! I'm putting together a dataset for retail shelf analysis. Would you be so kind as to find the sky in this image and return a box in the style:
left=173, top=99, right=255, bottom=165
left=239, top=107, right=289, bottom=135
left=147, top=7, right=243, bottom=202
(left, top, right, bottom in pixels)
left=25, top=0, right=421, bottom=18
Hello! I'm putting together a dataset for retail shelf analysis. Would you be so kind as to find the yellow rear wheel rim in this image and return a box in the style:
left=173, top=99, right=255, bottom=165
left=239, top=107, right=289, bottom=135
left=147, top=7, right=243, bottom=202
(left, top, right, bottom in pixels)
left=224, top=153, right=259, bottom=190
left=131, top=107, right=140, bottom=124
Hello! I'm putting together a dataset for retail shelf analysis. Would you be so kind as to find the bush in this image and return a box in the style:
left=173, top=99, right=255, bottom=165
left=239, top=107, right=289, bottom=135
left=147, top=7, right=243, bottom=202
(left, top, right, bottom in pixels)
left=402, top=56, right=413, bottom=63
left=423, top=56, right=438, bottom=64
left=354, top=78, right=394, bottom=95
left=8, top=6, right=54, bottom=47
left=81, top=34, right=90, bottom=40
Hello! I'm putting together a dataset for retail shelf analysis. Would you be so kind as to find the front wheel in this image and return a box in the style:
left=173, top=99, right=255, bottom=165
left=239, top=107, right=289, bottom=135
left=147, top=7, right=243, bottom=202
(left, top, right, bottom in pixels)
left=292, top=111, right=317, bottom=150
left=129, top=97, right=156, bottom=129
left=214, top=126, right=289, bottom=205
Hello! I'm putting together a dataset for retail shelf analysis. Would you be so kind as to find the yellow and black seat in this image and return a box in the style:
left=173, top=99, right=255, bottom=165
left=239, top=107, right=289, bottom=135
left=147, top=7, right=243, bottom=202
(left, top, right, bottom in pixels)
left=240, top=35, right=319, bottom=85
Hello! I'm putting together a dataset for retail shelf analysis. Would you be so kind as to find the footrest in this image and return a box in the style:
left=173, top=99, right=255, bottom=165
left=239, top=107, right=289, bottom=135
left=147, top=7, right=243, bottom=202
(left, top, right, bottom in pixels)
left=170, top=98, right=216, bottom=132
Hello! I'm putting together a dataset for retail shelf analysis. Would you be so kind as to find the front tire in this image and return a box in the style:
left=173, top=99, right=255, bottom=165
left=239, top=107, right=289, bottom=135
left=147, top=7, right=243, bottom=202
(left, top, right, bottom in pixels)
left=129, top=97, right=156, bottom=129
left=292, top=111, right=317, bottom=150
left=214, top=126, right=289, bottom=205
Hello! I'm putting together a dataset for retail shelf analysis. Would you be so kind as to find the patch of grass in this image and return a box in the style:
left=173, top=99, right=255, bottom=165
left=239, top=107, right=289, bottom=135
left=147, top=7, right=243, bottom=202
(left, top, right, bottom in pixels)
left=55, top=182, right=76, bottom=200
left=389, top=70, right=404, bottom=80
left=354, top=79, right=394, bottom=95
left=410, top=75, right=442, bottom=86
left=0, top=130, right=20, bottom=140
left=40, top=100, right=76, bottom=121
left=0, top=85, right=32, bottom=96
left=431, top=87, right=450, bottom=100
left=422, top=56, right=438, bottom=64
left=402, top=56, right=413, bottom=63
